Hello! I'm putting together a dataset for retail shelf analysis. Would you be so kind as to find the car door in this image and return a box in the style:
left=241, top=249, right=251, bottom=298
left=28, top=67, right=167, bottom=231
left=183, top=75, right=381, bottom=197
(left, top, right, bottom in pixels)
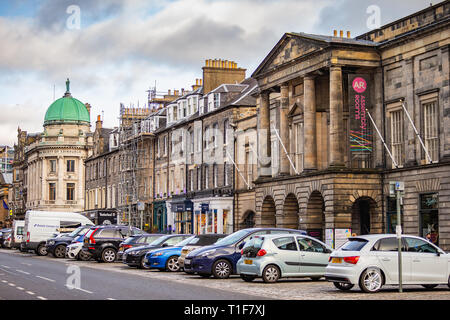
left=372, top=237, right=411, bottom=284
left=271, top=236, right=300, bottom=275
left=296, top=237, right=330, bottom=275
left=403, top=237, right=447, bottom=283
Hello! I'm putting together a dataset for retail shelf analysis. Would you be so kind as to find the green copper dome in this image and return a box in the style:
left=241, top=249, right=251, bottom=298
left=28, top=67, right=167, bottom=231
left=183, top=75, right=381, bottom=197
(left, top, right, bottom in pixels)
left=44, top=79, right=90, bottom=125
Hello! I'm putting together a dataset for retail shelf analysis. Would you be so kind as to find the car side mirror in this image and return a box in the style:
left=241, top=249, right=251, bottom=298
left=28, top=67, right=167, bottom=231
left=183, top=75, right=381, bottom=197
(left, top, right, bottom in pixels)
left=238, top=242, right=245, bottom=250
left=162, top=243, right=168, bottom=247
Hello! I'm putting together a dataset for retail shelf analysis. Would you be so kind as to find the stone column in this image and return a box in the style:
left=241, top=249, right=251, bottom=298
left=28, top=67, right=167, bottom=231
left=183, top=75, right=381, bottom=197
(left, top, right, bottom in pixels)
left=258, top=91, right=271, bottom=177
left=329, top=66, right=345, bottom=167
left=279, top=84, right=290, bottom=175
left=41, top=157, right=46, bottom=203
left=304, top=75, right=317, bottom=170
left=57, top=156, right=64, bottom=204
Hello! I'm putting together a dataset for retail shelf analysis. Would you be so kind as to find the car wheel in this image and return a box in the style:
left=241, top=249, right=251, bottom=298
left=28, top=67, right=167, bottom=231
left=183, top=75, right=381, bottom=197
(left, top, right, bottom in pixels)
left=199, top=273, right=211, bottom=278
left=262, top=265, right=280, bottom=283
left=138, top=256, right=149, bottom=269
left=36, top=243, right=48, bottom=256
left=166, top=256, right=180, bottom=272
left=240, top=274, right=256, bottom=282
left=78, top=250, right=91, bottom=261
left=422, top=284, right=438, bottom=289
left=101, top=248, right=117, bottom=263
left=333, top=282, right=355, bottom=291
left=359, top=267, right=383, bottom=293
left=19, top=244, right=26, bottom=252
left=212, top=260, right=232, bottom=279
left=53, top=244, right=66, bottom=258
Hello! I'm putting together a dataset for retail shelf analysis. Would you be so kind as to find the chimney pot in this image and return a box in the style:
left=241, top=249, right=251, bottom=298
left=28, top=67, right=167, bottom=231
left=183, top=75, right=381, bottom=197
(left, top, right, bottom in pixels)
left=347, top=31, right=351, bottom=38
left=333, top=29, right=337, bottom=37
left=339, top=30, right=343, bottom=37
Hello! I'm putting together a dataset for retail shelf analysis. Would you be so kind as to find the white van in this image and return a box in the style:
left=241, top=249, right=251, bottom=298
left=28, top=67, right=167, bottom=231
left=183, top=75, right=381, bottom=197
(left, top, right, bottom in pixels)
left=22, top=210, right=93, bottom=255
left=12, top=220, right=25, bottom=249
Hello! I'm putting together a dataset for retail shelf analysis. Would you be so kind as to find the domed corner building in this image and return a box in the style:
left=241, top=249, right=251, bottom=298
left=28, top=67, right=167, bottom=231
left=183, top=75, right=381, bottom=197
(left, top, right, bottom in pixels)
left=24, top=79, right=94, bottom=213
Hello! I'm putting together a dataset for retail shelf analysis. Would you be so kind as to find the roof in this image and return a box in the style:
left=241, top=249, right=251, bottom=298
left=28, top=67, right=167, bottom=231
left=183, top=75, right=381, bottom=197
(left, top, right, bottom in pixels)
left=44, top=80, right=90, bottom=125
left=0, top=173, right=12, bottom=185
left=289, top=32, right=378, bottom=46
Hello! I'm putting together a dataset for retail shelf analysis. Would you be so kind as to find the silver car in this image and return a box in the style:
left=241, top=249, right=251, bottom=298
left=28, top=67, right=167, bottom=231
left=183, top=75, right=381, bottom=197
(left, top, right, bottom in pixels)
left=325, top=234, right=450, bottom=293
left=236, top=234, right=332, bottom=283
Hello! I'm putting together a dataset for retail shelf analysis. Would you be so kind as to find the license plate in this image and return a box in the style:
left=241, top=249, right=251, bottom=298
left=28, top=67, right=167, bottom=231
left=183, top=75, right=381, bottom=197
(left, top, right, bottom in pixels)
left=244, top=259, right=253, bottom=265
left=331, top=258, right=342, bottom=263
left=184, top=260, right=191, bottom=265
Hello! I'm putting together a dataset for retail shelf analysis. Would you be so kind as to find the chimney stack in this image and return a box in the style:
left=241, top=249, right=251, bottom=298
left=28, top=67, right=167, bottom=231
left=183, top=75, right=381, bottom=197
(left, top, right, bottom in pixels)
left=347, top=31, right=351, bottom=38
left=333, top=30, right=337, bottom=37
left=339, top=30, right=343, bottom=37
left=85, top=103, right=91, bottom=115
left=96, top=115, right=102, bottom=130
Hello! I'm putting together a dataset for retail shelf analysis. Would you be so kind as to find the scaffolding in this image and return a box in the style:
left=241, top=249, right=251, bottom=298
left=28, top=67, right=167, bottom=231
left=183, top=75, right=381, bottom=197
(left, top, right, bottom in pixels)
left=117, top=85, right=168, bottom=229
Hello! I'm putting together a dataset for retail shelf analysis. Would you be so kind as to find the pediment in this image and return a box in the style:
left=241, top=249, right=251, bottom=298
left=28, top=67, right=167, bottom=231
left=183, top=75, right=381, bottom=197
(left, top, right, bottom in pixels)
left=288, top=102, right=303, bottom=117
left=253, top=33, right=328, bottom=77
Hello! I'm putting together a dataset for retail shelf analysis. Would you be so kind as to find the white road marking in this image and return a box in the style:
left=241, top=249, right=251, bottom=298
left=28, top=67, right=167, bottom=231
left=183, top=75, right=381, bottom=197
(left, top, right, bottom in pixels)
left=26, top=291, right=35, bottom=295
left=37, top=296, right=47, bottom=300
left=21, top=263, right=32, bottom=266
left=65, top=285, right=93, bottom=294
left=1, top=280, right=7, bottom=283
left=36, top=276, right=55, bottom=282
left=16, top=287, right=24, bottom=291
left=8, top=283, right=16, bottom=287
left=15, top=269, right=30, bottom=275
left=1, top=265, right=10, bottom=269
left=106, top=298, right=116, bottom=300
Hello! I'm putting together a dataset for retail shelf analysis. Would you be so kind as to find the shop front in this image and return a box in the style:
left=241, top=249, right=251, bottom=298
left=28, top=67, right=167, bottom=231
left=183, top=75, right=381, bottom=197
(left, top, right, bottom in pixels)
left=171, top=199, right=193, bottom=234
left=153, top=201, right=167, bottom=233
left=193, top=197, right=233, bottom=235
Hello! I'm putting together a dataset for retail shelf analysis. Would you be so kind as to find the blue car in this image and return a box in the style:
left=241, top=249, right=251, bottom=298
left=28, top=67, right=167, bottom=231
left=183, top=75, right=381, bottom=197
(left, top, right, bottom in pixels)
left=183, top=228, right=307, bottom=279
left=145, top=234, right=226, bottom=272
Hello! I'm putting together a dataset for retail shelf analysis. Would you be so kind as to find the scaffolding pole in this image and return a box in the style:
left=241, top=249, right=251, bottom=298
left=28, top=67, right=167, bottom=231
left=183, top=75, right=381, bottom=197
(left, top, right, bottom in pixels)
left=271, top=124, right=299, bottom=175
left=226, top=149, right=250, bottom=188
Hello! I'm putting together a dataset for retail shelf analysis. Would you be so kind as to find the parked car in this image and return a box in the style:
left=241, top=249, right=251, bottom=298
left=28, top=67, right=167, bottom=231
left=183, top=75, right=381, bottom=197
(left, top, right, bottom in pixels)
left=122, top=234, right=192, bottom=269
left=0, top=228, right=12, bottom=248
left=325, top=234, right=450, bottom=293
left=3, top=231, right=12, bottom=249
left=66, top=230, right=92, bottom=261
left=22, top=210, right=93, bottom=255
left=82, top=225, right=144, bottom=263
left=46, top=225, right=93, bottom=258
left=183, top=228, right=307, bottom=279
left=236, top=234, right=332, bottom=283
left=117, top=234, right=165, bottom=260
left=179, top=234, right=227, bottom=272
left=146, top=234, right=226, bottom=272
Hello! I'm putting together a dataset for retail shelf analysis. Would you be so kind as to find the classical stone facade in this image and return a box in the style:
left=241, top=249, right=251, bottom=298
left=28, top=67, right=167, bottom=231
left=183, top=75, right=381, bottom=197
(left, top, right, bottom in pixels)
left=250, top=2, right=450, bottom=250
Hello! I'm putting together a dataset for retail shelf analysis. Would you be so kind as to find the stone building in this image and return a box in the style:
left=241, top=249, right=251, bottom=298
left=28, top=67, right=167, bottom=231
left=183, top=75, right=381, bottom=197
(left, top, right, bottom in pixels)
left=84, top=116, right=120, bottom=224
left=18, top=79, right=93, bottom=213
left=0, top=173, right=12, bottom=227
left=251, top=1, right=450, bottom=250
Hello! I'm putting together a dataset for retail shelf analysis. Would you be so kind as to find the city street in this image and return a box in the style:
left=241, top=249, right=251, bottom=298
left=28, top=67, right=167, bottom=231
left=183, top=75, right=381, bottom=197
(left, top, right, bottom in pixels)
left=0, top=249, right=448, bottom=300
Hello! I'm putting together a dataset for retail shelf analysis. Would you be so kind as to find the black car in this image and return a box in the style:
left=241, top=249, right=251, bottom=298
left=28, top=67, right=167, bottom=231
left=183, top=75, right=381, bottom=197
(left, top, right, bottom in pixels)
left=117, top=233, right=165, bottom=260
left=83, top=225, right=144, bottom=263
left=0, top=228, right=12, bottom=248
left=45, top=226, right=92, bottom=258
left=122, top=234, right=192, bottom=269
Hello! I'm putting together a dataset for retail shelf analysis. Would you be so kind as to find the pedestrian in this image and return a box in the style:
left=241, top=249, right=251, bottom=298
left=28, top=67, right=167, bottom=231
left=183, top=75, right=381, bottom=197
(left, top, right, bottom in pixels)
left=426, top=233, right=432, bottom=242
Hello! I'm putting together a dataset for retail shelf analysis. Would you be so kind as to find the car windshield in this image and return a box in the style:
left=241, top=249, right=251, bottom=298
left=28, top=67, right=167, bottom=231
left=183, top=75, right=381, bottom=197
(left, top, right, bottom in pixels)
left=68, top=227, right=85, bottom=237
left=214, top=230, right=250, bottom=246
left=176, top=236, right=196, bottom=247
left=243, top=237, right=264, bottom=250
left=148, top=235, right=172, bottom=246
left=340, top=238, right=369, bottom=251
left=123, top=235, right=140, bottom=244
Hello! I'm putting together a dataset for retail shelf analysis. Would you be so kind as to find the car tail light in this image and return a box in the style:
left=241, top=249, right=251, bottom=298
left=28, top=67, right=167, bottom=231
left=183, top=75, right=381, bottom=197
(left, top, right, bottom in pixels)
left=240, top=249, right=244, bottom=255
left=344, top=256, right=360, bottom=264
left=257, top=249, right=266, bottom=257
left=27, top=232, right=30, bottom=243
left=123, top=244, right=132, bottom=249
left=328, top=257, right=332, bottom=262
left=89, top=228, right=98, bottom=244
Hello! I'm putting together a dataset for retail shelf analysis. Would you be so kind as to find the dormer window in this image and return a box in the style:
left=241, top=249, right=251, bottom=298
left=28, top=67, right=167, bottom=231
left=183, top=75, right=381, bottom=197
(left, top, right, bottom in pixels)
left=214, top=93, right=220, bottom=109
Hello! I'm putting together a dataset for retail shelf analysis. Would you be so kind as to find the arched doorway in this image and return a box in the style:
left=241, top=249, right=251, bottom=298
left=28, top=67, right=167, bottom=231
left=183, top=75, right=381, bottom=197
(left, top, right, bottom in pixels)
left=303, top=191, right=325, bottom=240
left=352, top=197, right=379, bottom=235
left=283, top=193, right=299, bottom=229
left=260, top=196, right=276, bottom=228
left=241, top=210, right=256, bottom=229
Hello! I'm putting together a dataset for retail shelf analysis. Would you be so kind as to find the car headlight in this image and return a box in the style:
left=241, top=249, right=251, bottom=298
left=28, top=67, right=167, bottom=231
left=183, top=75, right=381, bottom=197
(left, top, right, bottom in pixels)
left=152, top=252, right=163, bottom=257
left=199, top=249, right=216, bottom=257
left=130, top=250, right=145, bottom=255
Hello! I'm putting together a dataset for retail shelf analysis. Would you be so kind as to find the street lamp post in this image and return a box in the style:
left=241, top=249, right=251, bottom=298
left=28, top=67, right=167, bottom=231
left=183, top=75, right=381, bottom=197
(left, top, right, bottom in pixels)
left=391, top=181, right=404, bottom=293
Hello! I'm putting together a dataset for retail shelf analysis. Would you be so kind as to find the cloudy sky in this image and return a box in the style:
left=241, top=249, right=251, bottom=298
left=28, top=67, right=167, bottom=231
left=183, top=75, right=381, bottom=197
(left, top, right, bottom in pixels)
left=0, top=0, right=436, bottom=147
